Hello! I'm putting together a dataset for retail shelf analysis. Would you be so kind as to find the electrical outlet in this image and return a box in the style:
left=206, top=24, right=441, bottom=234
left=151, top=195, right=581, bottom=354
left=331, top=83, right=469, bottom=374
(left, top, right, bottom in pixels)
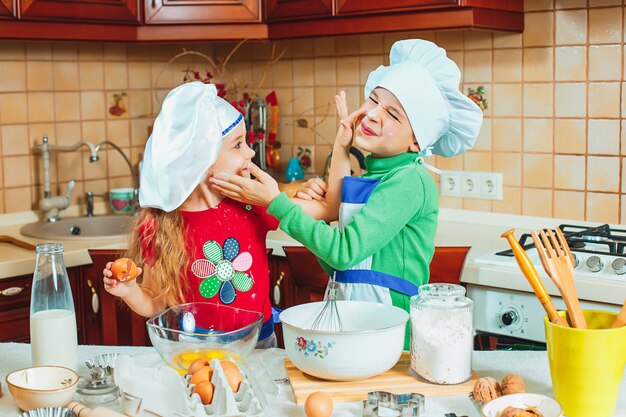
left=439, top=172, right=461, bottom=197
left=461, top=172, right=480, bottom=197
left=479, top=172, right=503, bottom=200
left=439, top=170, right=503, bottom=200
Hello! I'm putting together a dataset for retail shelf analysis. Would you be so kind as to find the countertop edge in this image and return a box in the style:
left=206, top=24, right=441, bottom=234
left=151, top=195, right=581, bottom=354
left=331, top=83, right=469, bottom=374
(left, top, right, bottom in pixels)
left=0, top=205, right=615, bottom=281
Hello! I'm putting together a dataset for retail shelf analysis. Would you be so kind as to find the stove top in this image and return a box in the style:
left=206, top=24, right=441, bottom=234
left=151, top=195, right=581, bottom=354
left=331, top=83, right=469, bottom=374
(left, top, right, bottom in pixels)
left=474, top=223, right=626, bottom=282
left=497, top=224, right=626, bottom=258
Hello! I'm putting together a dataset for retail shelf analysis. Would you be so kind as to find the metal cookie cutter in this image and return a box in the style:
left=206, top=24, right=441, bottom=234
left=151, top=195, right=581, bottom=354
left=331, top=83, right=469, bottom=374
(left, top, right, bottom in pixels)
left=363, top=391, right=425, bottom=417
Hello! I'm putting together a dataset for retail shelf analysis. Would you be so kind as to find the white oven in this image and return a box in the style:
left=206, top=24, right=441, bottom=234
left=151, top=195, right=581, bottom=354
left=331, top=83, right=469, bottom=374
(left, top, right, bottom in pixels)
left=461, top=224, right=626, bottom=346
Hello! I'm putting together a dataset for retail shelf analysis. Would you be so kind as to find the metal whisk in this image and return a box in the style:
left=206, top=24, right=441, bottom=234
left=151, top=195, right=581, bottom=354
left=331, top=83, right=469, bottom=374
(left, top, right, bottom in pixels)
left=310, top=271, right=344, bottom=332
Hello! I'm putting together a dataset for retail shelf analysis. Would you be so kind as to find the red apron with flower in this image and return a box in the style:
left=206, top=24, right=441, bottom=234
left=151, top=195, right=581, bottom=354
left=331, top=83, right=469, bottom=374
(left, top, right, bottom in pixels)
left=181, top=198, right=278, bottom=324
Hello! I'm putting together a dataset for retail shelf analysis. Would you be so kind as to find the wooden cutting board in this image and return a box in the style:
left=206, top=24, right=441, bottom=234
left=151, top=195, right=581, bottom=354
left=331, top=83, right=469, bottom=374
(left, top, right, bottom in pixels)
left=285, top=352, right=478, bottom=404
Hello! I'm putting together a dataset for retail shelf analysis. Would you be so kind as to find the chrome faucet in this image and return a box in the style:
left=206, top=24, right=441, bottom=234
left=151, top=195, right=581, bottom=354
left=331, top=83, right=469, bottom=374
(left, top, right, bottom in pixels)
left=35, top=134, right=99, bottom=222
left=35, top=135, right=139, bottom=221
left=85, top=192, right=106, bottom=217
left=93, top=140, right=139, bottom=214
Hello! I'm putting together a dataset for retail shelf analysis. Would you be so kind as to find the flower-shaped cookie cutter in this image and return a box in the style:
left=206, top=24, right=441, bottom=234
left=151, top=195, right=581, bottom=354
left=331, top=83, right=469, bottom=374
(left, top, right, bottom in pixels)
left=363, top=391, right=425, bottom=416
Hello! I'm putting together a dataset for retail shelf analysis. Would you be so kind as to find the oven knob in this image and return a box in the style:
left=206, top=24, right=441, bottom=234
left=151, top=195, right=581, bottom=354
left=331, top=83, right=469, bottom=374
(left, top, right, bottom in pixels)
left=611, top=258, right=626, bottom=275
left=571, top=253, right=579, bottom=268
left=501, top=310, right=519, bottom=327
left=586, top=256, right=604, bottom=272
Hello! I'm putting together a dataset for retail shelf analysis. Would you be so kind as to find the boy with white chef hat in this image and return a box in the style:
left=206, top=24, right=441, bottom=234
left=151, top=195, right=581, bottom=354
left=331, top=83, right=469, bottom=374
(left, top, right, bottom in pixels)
left=211, top=39, right=483, bottom=349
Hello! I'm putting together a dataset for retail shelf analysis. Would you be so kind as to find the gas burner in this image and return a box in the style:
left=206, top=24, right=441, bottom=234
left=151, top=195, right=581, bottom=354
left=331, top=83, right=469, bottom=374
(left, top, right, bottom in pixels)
left=497, top=223, right=626, bottom=258
left=567, top=240, right=586, bottom=249
left=581, top=235, right=610, bottom=242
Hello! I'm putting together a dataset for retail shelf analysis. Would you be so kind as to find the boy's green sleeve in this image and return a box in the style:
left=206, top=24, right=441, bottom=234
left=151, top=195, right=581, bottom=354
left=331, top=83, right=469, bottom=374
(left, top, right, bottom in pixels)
left=267, top=168, right=426, bottom=271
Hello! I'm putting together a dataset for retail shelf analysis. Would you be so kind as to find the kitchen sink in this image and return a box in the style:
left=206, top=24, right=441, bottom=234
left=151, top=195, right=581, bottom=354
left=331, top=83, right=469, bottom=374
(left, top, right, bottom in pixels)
left=20, top=215, right=133, bottom=241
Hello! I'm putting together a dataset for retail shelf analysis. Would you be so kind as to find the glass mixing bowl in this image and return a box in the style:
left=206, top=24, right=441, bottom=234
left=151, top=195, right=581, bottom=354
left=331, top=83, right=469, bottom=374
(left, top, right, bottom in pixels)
left=146, top=302, right=263, bottom=374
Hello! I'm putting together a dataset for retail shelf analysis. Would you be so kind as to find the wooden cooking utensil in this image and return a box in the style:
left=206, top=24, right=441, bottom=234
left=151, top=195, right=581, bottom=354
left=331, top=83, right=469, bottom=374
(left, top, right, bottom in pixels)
left=611, top=298, right=626, bottom=328
left=531, top=228, right=587, bottom=329
left=502, top=229, right=569, bottom=327
left=0, top=235, right=36, bottom=251
left=68, top=401, right=127, bottom=417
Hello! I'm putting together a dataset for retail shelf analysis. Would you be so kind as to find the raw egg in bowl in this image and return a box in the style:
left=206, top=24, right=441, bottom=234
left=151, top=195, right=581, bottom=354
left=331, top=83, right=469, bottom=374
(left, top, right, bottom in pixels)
left=146, top=302, right=263, bottom=374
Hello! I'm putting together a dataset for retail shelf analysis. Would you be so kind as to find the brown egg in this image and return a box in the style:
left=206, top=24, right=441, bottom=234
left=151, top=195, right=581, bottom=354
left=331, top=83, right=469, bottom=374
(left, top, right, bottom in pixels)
left=186, top=358, right=209, bottom=376
left=220, top=360, right=237, bottom=372
left=304, top=391, right=333, bottom=417
left=222, top=366, right=243, bottom=393
left=189, top=366, right=213, bottom=386
left=193, top=380, right=214, bottom=405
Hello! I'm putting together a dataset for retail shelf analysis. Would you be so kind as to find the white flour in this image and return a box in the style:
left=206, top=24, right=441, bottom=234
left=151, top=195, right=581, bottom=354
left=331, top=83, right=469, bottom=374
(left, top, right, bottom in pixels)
left=409, top=305, right=473, bottom=384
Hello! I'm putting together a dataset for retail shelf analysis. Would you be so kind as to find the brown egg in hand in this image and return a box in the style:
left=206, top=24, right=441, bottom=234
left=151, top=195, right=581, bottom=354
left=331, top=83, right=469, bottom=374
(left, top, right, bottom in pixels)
left=304, top=391, right=334, bottom=417
left=189, top=366, right=213, bottom=386
left=193, top=380, right=215, bottom=405
left=187, top=358, right=209, bottom=376
left=111, top=258, right=139, bottom=282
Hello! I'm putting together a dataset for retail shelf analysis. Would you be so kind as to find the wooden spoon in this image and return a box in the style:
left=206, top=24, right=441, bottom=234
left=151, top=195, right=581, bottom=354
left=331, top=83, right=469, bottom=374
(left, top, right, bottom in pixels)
left=502, top=229, right=568, bottom=327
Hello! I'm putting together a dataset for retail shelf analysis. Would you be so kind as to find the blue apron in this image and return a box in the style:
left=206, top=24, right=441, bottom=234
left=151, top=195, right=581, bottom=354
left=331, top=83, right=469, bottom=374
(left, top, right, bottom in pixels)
left=332, top=176, right=419, bottom=300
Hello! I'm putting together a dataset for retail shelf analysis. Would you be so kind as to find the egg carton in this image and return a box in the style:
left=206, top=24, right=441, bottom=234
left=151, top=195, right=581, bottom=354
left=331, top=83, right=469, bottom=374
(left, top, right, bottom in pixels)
left=114, top=354, right=277, bottom=417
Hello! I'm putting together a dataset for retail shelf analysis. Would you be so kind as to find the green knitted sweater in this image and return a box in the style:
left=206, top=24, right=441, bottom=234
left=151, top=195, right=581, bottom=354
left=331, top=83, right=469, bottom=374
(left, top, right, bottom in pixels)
left=267, top=152, right=439, bottom=348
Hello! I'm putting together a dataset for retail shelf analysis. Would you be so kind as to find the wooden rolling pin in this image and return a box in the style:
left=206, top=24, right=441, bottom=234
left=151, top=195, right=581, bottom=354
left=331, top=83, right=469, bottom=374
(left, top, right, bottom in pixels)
left=502, top=229, right=569, bottom=327
left=68, top=402, right=127, bottom=417
left=611, top=298, right=626, bottom=328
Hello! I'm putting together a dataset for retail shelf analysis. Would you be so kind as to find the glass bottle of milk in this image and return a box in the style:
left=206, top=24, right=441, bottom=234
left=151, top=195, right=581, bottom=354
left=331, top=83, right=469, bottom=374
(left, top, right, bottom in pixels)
left=30, top=242, right=78, bottom=371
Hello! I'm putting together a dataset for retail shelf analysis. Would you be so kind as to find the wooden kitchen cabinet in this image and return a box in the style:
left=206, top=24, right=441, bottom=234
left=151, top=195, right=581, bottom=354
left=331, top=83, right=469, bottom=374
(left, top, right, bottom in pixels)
left=336, top=0, right=457, bottom=15
left=18, top=0, right=140, bottom=23
left=79, top=249, right=150, bottom=347
left=144, top=0, right=261, bottom=24
left=0, top=0, right=522, bottom=42
left=265, top=0, right=332, bottom=21
left=0, top=0, right=16, bottom=19
left=0, top=270, right=83, bottom=343
left=268, top=0, right=523, bottom=39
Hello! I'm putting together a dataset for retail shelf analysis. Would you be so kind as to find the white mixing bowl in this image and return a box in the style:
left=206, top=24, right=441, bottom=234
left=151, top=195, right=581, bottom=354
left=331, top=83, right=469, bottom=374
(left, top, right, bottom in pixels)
left=280, top=300, right=409, bottom=381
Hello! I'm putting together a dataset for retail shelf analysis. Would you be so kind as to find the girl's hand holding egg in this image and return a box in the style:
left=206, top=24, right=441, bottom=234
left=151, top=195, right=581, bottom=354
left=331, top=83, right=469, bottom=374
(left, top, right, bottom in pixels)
left=102, top=258, right=141, bottom=298
left=111, top=258, right=139, bottom=281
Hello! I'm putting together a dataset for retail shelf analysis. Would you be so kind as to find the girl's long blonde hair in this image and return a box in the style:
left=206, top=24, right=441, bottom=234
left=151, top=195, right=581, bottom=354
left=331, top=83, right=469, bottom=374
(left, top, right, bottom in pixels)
left=125, top=207, right=190, bottom=308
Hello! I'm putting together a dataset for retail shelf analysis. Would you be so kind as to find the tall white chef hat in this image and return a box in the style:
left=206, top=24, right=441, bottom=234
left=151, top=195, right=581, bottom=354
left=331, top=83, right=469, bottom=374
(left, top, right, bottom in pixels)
left=139, top=82, right=243, bottom=212
left=365, top=39, right=483, bottom=157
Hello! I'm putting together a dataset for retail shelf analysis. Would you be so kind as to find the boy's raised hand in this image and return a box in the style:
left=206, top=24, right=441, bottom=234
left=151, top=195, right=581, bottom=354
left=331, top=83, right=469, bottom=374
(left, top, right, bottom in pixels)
left=211, top=163, right=280, bottom=207
left=335, top=91, right=366, bottom=150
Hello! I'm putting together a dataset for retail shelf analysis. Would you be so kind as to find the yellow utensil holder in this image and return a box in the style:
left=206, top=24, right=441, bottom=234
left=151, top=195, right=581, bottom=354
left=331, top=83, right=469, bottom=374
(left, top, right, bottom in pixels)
left=544, top=310, right=626, bottom=417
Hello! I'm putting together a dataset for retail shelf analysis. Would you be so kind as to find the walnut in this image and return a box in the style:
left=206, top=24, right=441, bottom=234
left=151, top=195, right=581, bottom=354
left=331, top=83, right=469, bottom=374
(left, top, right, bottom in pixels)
left=498, top=406, right=543, bottom=417
left=501, top=374, right=526, bottom=395
left=471, top=376, right=502, bottom=403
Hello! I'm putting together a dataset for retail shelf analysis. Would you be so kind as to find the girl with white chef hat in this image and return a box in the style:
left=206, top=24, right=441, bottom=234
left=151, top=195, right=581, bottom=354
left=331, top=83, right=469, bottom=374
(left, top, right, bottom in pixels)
left=102, top=81, right=287, bottom=347
left=211, top=39, right=483, bottom=349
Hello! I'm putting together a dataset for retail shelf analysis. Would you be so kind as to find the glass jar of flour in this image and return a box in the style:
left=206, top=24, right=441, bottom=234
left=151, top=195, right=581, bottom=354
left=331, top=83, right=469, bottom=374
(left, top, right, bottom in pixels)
left=409, top=283, right=473, bottom=384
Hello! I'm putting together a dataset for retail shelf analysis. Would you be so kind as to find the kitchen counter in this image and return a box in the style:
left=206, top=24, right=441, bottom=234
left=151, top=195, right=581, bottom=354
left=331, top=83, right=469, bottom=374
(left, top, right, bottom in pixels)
left=1, top=343, right=624, bottom=416
left=0, top=205, right=619, bottom=280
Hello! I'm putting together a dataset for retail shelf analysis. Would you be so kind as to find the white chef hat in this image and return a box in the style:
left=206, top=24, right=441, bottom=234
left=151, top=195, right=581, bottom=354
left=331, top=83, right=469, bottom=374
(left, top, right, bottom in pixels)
left=139, top=81, right=243, bottom=212
left=365, top=39, right=483, bottom=158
